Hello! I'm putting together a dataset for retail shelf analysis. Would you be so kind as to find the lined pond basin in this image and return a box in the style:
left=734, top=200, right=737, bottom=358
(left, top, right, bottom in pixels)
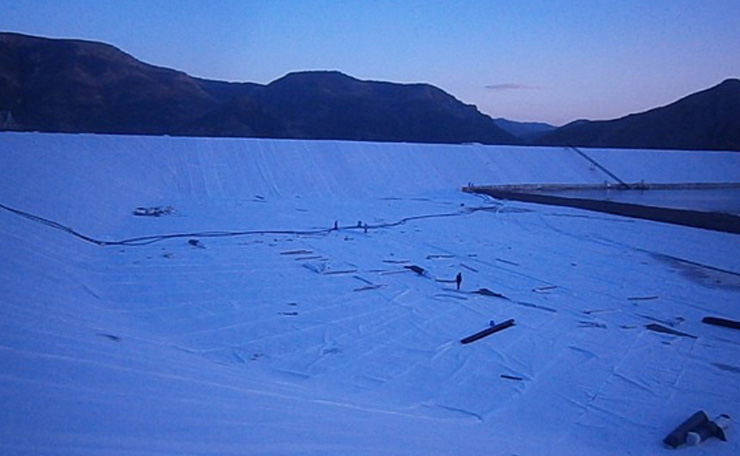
left=541, top=188, right=740, bottom=215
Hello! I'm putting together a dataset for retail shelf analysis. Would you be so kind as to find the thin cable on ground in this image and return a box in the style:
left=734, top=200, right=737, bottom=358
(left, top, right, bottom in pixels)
left=0, top=202, right=500, bottom=247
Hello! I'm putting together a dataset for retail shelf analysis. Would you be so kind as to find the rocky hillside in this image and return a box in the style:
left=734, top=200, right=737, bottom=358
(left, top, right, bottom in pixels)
left=0, top=32, right=518, bottom=145
left=537, top=79, right=740, bottom=151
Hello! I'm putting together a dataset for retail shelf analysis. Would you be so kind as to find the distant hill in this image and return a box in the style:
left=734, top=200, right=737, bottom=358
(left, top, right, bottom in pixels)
left=0, top=32, right=217, bottom=135
left=3, top=32, right=737, bottom=150
left=0, top=32, right=518, bottom=145
left=492, top=118, right=555, bottom=141
left=537, top=79, right=740, bottom=151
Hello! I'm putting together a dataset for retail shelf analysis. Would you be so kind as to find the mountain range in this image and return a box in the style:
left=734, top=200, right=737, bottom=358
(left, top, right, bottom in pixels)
left=1, top=32, right=738, bottom=151
left=537, top=78, right=740, bottom=151
left=0, top=32, right=516, bottom=145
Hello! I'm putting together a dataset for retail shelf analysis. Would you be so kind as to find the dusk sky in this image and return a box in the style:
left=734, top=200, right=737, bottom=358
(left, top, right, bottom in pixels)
left=2, top=0, right=739, bottom=126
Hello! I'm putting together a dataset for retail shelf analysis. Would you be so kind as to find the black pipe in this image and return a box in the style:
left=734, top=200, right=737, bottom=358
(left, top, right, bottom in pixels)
left=702, top=316, right=740, bottom=330
left=461, top=319, right=515, bottom=345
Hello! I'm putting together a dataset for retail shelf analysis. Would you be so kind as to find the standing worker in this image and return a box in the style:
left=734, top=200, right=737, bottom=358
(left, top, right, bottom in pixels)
left=456, top=272, right=462, bottom=291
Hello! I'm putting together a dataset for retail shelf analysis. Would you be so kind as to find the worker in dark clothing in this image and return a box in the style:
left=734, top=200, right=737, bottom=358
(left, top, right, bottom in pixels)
left=456, top=272, right=462, bottom=290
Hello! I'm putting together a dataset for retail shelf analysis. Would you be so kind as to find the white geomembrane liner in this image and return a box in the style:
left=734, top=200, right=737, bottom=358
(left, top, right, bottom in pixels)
left=1, top=132, right=739, bottom=455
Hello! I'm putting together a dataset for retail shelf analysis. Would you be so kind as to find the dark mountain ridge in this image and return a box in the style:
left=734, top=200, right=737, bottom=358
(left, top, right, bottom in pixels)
left=0, top=32, right=517, bottom=144
left=537, top=79, right=740, bottom=151
left=2, top=32, right=738, bottom=150
left=0, top=32, right=217, bottom=134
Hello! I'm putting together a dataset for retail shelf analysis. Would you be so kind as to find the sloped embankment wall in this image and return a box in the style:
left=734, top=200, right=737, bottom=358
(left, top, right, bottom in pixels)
left=1, top=132, right=739, bottom=229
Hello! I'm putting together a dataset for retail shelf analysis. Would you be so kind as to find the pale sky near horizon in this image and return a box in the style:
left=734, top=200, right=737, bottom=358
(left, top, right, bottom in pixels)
left=2, top=0, right=739, bottom=126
